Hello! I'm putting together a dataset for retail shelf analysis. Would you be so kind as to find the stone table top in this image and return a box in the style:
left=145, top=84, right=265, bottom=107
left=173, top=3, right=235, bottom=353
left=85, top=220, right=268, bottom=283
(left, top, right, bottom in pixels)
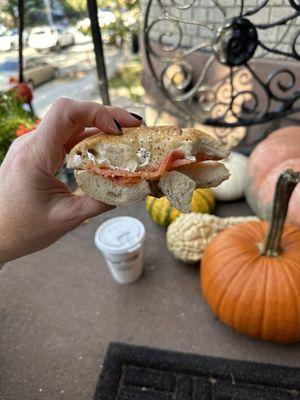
left=1, top=200, right=300, bottom=400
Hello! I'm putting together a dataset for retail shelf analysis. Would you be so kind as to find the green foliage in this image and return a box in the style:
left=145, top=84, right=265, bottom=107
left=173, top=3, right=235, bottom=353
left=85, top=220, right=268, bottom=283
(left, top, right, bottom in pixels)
left=101, top=0, right=140, bottom=10
left=0, top=92, right=35, bottom=163
left=60, top=0, right=87, bottom=13
left=98, top=0, right=141, bottom=45
left=2, top=0, right=141, bottom=43
left=1, top=0, right=18, bottom=24
left=2, top=0, right=46, bottom=25
left=109, top=58, right=144, bottom=103
left=53, top=0, right=140, bottom=15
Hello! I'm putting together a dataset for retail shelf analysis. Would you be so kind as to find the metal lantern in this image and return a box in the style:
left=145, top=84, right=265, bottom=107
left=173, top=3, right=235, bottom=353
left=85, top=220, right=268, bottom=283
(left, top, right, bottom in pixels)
left=144, top=0, right=300, bottom=129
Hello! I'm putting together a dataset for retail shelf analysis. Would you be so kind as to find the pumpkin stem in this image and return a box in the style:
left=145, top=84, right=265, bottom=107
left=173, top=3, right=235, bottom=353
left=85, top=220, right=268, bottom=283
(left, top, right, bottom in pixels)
left=261, top=169, right=300, bottom=256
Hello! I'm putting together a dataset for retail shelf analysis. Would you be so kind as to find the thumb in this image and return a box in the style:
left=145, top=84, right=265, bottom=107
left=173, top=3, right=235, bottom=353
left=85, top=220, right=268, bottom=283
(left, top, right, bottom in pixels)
left=67, top=194, right=115, bottom=225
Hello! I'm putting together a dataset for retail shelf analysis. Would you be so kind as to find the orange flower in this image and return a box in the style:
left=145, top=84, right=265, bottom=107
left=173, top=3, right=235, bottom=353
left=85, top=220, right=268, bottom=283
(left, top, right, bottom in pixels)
left=9, top=77, right=18, bottom=84
left=11, top=82, right=33, bottom=103
left=16, top=119, right=41, bottom=137
left=16, top=124, right=32, bottom=137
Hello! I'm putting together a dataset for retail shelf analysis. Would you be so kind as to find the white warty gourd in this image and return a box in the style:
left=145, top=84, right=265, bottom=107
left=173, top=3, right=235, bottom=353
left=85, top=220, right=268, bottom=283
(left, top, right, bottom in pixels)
left=167, top=213, right=258, bottom=263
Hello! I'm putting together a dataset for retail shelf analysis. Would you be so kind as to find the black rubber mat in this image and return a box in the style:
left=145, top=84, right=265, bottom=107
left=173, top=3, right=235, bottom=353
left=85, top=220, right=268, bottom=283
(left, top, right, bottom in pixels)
left=94, top=342, right=300, bottom=399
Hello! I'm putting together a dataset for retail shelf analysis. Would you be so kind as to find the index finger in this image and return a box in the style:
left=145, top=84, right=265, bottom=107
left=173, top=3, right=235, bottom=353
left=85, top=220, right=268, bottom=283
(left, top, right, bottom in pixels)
left=36, top=98, right=140, bottom=148
left=37, top=98, right=118, bottom=148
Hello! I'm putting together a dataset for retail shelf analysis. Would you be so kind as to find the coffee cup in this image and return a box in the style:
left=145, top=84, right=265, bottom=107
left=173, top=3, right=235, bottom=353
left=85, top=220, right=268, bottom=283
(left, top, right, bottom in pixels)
left=94, top=216, right=145, bottom=284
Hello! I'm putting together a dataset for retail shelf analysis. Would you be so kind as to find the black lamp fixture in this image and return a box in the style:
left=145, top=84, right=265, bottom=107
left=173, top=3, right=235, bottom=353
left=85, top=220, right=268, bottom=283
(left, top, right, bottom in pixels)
left=86, top=0, right=111, bottom=105
left=18, top=0, right=24, bottom=83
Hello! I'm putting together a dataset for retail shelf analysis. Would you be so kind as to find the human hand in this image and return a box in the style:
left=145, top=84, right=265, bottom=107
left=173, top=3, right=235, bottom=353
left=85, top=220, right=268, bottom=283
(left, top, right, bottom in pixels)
left=0, top=98, right=142, bottom=263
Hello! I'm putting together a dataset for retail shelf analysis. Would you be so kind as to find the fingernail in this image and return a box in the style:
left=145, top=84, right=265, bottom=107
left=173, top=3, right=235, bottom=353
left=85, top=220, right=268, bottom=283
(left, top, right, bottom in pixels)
left=130, top=112, right=143, bottom=121
left=113, top=118, right=122, bottom=133
left=105, top=204, right=116, bottom=211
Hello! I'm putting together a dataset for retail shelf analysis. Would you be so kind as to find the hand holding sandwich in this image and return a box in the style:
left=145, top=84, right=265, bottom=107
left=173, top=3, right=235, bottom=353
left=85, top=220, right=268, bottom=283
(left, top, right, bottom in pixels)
left=0, top=98, right=142, bottom=263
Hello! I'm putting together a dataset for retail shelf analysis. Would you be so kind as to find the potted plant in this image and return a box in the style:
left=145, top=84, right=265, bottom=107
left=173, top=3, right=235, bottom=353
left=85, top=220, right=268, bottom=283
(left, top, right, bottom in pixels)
left=0, top=83, right=39, bottom=164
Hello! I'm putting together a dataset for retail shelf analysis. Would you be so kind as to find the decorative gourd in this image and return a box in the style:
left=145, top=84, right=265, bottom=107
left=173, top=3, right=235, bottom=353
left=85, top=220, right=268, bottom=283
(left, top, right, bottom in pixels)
left=146, top=188, right=215, bottom=227
left=246, top=126, right=300, bottom=226
left=213, top=152, right=248, bottom=201
left=167, top=213, right=258, bottom=263
left=202, top=170, right=300, bottom=344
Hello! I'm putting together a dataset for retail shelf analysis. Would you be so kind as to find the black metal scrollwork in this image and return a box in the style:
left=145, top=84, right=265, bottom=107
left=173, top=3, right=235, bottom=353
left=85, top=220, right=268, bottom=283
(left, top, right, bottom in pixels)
left=289, top=0, right=300, bottom=12
left=214, top=18, right=258, bottom=66
left=144, top=0, right=300, bottom=128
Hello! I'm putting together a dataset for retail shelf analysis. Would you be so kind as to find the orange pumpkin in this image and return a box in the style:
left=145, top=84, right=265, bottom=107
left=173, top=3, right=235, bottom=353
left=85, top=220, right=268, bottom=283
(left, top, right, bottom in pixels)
left=246, top=126, right=300, bottom=227
left=201, top=169, right=300, bottom=344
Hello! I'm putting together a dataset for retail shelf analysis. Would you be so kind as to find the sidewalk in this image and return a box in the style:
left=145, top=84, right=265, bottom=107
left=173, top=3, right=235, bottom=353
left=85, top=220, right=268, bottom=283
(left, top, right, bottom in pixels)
left=32, top=47, right=125, bottom=117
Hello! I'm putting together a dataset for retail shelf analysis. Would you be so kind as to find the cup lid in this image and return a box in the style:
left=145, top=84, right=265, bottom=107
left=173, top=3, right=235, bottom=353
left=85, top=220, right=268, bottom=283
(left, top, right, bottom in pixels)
left=95, top=216, right=145, bottom=254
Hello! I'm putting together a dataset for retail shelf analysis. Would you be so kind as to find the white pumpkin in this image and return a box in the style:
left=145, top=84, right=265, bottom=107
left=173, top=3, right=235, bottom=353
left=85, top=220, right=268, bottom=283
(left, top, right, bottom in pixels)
left=213, top=151, right=248, bottom=201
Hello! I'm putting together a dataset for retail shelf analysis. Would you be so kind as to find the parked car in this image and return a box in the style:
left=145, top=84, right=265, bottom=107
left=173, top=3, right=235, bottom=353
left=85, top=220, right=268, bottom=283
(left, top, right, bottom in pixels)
left=0, top=58, right=56, bottom=90
left=10, top=28, right=29, bottom=46
left=0, top=31, right=17, bottom=52
left=0, top=25, right=6, bottom=36
left=0, top=29, right=29, bottom=52
left=28, top=26, right=74, bottom=51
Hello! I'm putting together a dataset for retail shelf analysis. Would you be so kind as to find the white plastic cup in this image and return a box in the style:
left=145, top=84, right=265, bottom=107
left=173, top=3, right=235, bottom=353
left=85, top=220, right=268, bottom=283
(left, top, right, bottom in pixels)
left=94, top=217, right=145, bottom=284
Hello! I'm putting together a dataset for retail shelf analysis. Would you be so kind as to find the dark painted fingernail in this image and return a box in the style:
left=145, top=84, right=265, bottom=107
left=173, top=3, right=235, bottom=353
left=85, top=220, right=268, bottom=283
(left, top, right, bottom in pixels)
left=130, top=112, right=143, bottom=121
left=105, top=204, right=116, bottom=211
left=113, top=118, right=122, bottom=133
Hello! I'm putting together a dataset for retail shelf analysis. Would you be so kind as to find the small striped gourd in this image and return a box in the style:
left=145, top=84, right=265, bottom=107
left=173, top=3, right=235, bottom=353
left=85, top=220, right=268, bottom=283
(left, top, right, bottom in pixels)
left=145, top=188, right=215, bottom=228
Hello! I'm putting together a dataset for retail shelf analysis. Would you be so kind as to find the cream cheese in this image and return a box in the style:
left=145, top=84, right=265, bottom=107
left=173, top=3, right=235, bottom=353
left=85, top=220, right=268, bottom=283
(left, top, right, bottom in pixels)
left=87, top=151, right=97, bottom=164
left=72, top=154, right=83, bottom=167
left=94, top=147, right=151, bottom=172
left=178, top=141, right=196, bottom=161
left=136, top=148, right=151, bottom=167
left=79, top=145, right=152, bottom=172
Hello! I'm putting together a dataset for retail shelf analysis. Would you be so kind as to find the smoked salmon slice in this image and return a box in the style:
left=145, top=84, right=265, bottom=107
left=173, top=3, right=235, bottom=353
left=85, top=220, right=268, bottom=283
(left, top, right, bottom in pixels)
left=85, top=150, right=206, bottom=186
